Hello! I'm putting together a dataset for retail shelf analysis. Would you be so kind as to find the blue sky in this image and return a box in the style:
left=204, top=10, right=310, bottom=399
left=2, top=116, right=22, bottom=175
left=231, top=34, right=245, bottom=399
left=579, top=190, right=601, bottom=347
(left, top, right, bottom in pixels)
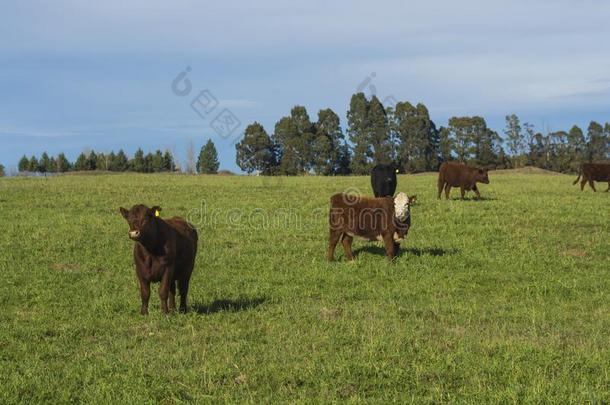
left=1, top=0, right=609, bottom=173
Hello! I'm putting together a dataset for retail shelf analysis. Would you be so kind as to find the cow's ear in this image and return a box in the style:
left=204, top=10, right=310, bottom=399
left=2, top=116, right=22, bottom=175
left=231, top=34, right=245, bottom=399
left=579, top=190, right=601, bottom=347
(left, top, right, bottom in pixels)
left=408, top=195, right=417, bottom=204
left=150, top=206, right=162, bottom=217
left=119, top=207, right=129, bottom=219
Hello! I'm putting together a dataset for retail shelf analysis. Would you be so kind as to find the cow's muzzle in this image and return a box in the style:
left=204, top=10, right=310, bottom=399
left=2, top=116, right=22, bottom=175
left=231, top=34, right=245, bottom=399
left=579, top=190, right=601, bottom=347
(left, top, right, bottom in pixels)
left=129, top=230, right=141, bottom=240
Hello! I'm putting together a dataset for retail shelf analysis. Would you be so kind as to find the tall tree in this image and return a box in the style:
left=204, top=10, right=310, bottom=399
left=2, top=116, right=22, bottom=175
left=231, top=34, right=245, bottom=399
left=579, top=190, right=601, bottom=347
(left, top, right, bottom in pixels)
left=197, top=139, right=220, bottom=174
left=114, top=150, right=129, bottom=171
left=236, top=122, right=276, bottom=174
left=74, top=153, right=87, bottom=171
left=0, top=163, right=4, bottom=177
left=503, top=114, right=525, bottom=167
left=163, top=150, right=175, bottom=172
left=566, top=125, right=586, bottom=172
left=56, top=153, right=71, bottom=172
left=151, top=150, right=165, bottom=172
left=447, top=116, right=493, bottom=165
left=438, top=126, right=452, bottom=163
left=311, top=108, right=344, bottom=175
left=367, top=96, right=392, bottom=165
left=39, top=152, right=50, bottom=173
left=28, top=156, right=39, bottom=172
left=587, top=121, right=607, bottom=162
left=18, top=155, right=29, bottom=172
left=273, top=106, right=314, bottom=175
left=131, top=148, right=146, bottom=172
left=346, top=92, right=370, bottom=174
left=86, top=151, right=97, bottom=171
left=391, top=101, right=438, bottom=172
left=185, top=141, right=196, bottom=174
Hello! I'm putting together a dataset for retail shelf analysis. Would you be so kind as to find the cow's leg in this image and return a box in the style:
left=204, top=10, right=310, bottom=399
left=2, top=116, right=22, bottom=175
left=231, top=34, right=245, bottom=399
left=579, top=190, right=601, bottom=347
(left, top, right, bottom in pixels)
left=473, top=184, right=481, bottom=199
left=341, top=234, right=355, bottom=262
left=383, top=234, right=396, bottom=261
left=460, top=186, right=465, bottom=200
left=158, top=271, right=172, bottom=314
left=178, top=277, right=190, bottom=313
left=445, top=185, right=451, bottom=199
left=393, top=242, right=401, bottom=257
left=580, top=178, right=587, bottom=191
left=138, top=278, right=150, bottom=315
left=327, top=230, right=341, bottom=261
left=588, top=180, right=596, bottom=192
left=437, top=179, right=444, bottom=199
left=168, top=280, right=177, bottom=312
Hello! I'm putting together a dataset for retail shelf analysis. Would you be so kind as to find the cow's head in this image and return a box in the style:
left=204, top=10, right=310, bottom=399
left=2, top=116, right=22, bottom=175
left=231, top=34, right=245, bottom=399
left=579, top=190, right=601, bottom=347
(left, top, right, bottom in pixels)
left=119, top=204, right=162, bottom=244
left=476, top=168, right=490, bottom=184
left=394, top=192, right=417, bottom=221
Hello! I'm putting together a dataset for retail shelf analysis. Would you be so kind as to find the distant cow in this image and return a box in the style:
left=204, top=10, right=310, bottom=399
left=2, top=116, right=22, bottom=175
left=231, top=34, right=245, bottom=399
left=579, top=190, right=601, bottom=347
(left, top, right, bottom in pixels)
left=437, top=162, right=489, bottom=199
left=371, top=163, right=398, bottom=197
left=327, top=192, right=416, bottom=262
left=119, top=204, right=198, bottom=314
left=573, top=163, right=610, bottom=192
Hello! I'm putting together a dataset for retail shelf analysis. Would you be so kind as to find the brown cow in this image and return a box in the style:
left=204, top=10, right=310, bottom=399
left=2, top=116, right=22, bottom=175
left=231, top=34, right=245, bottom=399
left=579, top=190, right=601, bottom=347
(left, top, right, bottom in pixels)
left=437, top=162, right=489, bottom=199
left=327, top=192, right=416, bottom=262
left=119, top=204, right=198, bottom=315
left=573, top=163, right=610, bottom=192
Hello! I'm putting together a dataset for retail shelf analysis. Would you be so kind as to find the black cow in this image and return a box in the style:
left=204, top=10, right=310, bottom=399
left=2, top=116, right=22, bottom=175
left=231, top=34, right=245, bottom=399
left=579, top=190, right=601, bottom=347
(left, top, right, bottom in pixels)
left=371, top=163, right=398, bottom=197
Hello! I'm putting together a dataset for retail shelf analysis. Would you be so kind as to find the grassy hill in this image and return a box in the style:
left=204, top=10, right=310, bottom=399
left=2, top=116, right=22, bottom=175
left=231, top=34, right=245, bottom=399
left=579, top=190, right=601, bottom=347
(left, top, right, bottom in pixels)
left=0, top=172, right=608, bottom=402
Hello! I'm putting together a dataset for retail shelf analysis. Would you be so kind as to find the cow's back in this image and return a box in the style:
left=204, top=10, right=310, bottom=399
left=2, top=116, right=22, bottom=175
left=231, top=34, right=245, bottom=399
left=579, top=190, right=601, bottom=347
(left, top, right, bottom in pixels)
left=439, top=162, right=470, bottom=186
left=583, top=163, right=610, bottom=181
left=166, top=217, right=198, bottom=263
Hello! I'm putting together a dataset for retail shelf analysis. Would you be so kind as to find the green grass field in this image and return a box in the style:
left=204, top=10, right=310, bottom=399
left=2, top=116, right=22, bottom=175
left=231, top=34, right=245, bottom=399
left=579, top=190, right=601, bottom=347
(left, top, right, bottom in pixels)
left=0, top=171, right=608, bottom=403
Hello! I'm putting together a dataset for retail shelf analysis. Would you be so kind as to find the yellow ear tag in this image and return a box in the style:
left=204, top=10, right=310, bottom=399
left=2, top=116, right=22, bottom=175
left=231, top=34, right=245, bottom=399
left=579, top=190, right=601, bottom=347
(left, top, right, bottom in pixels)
left=395, top=169, right=399, bottom=173
left=154, top=210, right=160, bottom=217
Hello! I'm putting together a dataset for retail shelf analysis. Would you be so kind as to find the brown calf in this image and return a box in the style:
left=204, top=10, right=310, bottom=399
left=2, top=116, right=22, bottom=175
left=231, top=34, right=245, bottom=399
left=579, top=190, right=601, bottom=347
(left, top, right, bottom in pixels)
left=437, top=162, right=489, bottom=199
left=119, top=204, right=198, bottom=314
left=573, top=163, right=610, bottom=192
left=327, top=192, right=416, bottom=262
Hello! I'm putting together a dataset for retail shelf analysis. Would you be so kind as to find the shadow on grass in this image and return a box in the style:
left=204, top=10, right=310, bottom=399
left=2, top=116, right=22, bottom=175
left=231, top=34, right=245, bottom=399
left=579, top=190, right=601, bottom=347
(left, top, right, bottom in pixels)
left=352, top=245, right=458, bottom=258
left=447, top=196, right=496, bottom=201
left=191, top=297, right=267, bottom=315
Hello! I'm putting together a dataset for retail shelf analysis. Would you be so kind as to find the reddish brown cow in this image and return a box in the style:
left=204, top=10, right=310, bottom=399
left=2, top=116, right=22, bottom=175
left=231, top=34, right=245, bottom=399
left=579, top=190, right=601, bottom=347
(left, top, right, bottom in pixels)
left=327, top=192, right=416, bottom=262
left=437, top=162, right=489, bottom=199
left=573, top=163, right=610, bottom=192
left=119, top=204, right=198, bottom=314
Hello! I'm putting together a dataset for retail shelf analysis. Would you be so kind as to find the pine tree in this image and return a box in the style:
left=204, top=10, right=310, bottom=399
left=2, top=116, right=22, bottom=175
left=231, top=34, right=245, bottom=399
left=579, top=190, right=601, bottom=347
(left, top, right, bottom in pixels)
left=163, top=150, right=175, bottom=172
left=39, top=152, right=50, bottom=173
left=131, top=148, right=146, bottom=172
left=114, top=150, right=129, bottom=171
left=151, top=150, right=164, bottom=172
left=74, top=153, right=88, bottom=171
left=18, top=155, right=29, bottom=172
left=236, top=122, right=275, bottom=174
left=144, top=153, right=153, bottom=173
left=28, top=156, right=39, bottom=172
left=86, top=151, right=97, bottom=171
left=197, top=140, right=220, bottom=174
left=56, top=153, right=71, bottom=172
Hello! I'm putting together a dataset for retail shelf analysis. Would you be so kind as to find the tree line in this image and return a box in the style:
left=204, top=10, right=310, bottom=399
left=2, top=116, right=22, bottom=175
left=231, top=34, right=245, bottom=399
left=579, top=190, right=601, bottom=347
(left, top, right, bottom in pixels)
left=235, top=92, right=610, bottom=175
left=16, top=139, right=220, bottom=175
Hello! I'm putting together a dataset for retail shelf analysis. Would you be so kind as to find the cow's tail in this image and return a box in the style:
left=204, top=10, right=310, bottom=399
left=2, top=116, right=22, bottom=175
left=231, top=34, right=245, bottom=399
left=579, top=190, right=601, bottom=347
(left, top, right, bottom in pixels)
left=572, top=168, right=582, bottom=185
